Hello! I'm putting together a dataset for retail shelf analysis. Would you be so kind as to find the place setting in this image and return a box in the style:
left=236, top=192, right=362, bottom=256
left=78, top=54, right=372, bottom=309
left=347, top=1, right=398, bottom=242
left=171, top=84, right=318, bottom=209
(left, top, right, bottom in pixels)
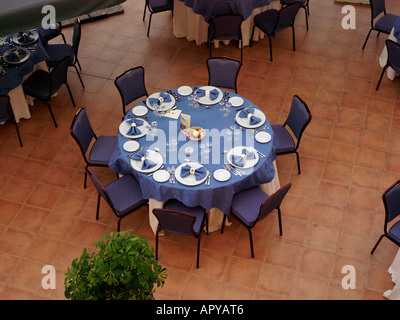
left=174, top=162, right=211, bottom=186
left=119, top=116, right=150, bottom=139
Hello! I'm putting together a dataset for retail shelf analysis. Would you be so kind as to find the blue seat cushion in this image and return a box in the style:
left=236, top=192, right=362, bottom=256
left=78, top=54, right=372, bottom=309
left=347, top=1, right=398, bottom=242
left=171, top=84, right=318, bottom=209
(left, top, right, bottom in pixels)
left=105, top=174, right=147, bottom=216
left=89, top=136, right=118, bottom=166
left=389, top=220, right=400, bottom=244
left=271, top=124, right=296, bottom=154
left=164, top=199, right=206, bottom=235
left=375, top=13, right=399, bottom=34
left=281, top=0, right=306, bottom=5
left=148, top=0, right=173, bottom=12
left=45, top=44, right=74, bottom=68
left=253, top=9, right=279, bottom=35
left=231, top=186, right=269, bottom=226
left=22, top=70, right=52, bottom=101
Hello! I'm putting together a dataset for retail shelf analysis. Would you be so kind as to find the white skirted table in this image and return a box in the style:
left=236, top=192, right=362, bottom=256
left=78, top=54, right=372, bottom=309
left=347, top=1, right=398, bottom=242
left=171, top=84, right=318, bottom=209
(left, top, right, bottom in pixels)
left=384, top=249, right=400, bottom=300
left=379, top=27, right=399, bottom=81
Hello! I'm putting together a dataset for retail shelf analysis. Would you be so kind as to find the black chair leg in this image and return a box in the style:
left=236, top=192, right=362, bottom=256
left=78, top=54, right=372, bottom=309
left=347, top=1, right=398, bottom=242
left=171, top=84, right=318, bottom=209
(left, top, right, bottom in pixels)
left=277, top=207, right=283, bottom=236
left=296, top=151, right=301, bottom=174
left=96, top=194, right=101, bottom=220
left=376, top=65, right=387, bottom=91
left=377, top=31, right=380, bottom=38
left=221, top=214, right=227, bottom=233
left=155, top=231, right=159, bottom=260
left=147, top=13, right=153, bottom=37
left=304, top=7, right=309, bottom=31
left=292, top=26, right=296, bottom=51
left=248, top=229, right=254, bottom=258
left=250, top=25, right=256, bottom=47
left=117, top=218, right=121, bottom=232
left=76, top=58, right=82, bottom=71
left=14, top=121, right=23, bottom=147
left=74, top=65, right=85, bottom=89
left=84, top=168, right=88, bottom=188
left=61, top=33, right=67, bottom=44
left=268, top=35, right=273, bottom=62
left=143, top=4, right=147, bottom=21
left=362, top=29, right=372, bottom=50
left=371, top=234, right=385, bottom=254
left=196, top=237, right=201, bottom=268
left=46, top=102, right=57, bottom=127
left=66, top=83, right=76, bottom=107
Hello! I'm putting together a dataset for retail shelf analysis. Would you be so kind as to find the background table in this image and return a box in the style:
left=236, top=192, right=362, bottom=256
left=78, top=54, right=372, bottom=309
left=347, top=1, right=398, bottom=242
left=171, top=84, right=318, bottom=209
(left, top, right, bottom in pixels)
left=379, top=21, right=400, bottom=81
left=173, top=0, right=280, bottom=47
left=0, top=34, right=49, bottom=122
left=109, top=87, right=281, bottom=234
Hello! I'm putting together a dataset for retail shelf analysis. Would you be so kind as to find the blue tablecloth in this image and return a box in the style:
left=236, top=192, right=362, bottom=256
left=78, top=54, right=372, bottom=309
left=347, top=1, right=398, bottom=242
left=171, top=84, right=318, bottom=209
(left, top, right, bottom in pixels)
left=109, top=87, right=279, bottom=215
left=179, top=0, right=276, bottom=22
left=0, top=33, right=49, bottom=95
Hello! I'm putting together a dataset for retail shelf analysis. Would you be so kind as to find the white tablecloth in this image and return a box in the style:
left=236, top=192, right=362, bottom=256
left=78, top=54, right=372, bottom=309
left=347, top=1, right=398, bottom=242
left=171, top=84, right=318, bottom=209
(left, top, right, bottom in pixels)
left=173, top=0, right=281, bottom=47
left=384, top=248, right=400, bottom=300
left=379, top=28, right=398, bottom=81
left=148, top=160, right=281, bottom=235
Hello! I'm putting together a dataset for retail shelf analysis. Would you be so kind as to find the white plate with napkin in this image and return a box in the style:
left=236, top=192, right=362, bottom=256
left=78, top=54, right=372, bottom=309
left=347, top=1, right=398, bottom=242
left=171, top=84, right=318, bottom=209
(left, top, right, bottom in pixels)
left=175, top=162, right=208, bottom=186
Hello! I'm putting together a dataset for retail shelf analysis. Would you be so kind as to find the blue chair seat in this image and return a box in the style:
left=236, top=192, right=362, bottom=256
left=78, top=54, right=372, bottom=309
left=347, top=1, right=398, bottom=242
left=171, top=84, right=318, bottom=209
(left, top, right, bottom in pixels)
left=389, top=220, right=400, bottom=243
left=281, top=0, right=306, bottom=4
left=89, top=136, right=118, bottom=166
left=163, top=199, right=206, bottom=235
left=46, top=44, right=74, bottom=68
left=105, top=174, right=148, bottom=217
left=375, top=13, right=398, bottom=33
left=253, top=9, right=279, bottom=35
left=231, top=186, right=269, bottom=226
left=149, top=0, right=173, bottom=12
left=271, top=124, right=296, bottom=153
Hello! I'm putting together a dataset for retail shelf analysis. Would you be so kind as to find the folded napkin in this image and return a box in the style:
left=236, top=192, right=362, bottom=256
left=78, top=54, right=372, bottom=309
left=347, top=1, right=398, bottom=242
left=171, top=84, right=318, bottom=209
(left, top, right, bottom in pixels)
left=230, top=149, right=256, bottom=167
left=196, top=88, right=219, bottom=100
left=148, top=92, right=172, bottom=107
left=238, top=108, right=261, bottom=125
left=126, top=118, right=144, bottom=136
left=394, top=17, right=400, bottom=42
left=5, top=49, right=24, bottom=62
left=132, top=150, right=157, bottom=170
left=18, top=31, right=34, bottom=43
left=180, top=164, right=208, bottom=180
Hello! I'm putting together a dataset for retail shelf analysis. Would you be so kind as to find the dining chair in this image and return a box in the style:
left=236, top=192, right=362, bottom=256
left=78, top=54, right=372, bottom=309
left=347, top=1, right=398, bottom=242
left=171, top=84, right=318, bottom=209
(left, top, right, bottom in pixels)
left=0, top=95, right=23, bottom=147
left=38, top=22, right=67, bottom=44
left=376, top=39, right=400, bottom=90
left=143, top=0, right=174, bottom=37
left=271, top=95, right=311, bottom=175
left=114, top=67, right=149, bottom=118
left=221, top=184, right=292, bottom=258
left=281, top=0, right=309, bottom=31
left=371, top=180, right=400, bottom=255
left=85, top=167, right=148, bottom=232
left=250, top=2, right=302, bottom=62
left=153, top=199, right=209, bottom=268
left=22, top=56, right=75, bottom=128
left=45, top=18, right=84, bottom=88
left=206, top=57, right=241, bottom=93
left=208, top=14, right=244, bottom=63
left=70, top=108, right=118, bottom=188
left=362, top=0, right=399, bottom=50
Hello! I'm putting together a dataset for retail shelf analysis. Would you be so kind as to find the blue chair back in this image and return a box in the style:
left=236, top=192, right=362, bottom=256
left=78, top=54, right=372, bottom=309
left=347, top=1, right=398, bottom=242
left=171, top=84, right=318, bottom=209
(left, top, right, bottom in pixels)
left=370, top=0, right=386, bottom=20
left=115, top=67, right=149, bottom=115
left=209, top=14, right=243, bottom=40
left=72, top=19, right=81, bottom=60
left=85, top=167, right=115, bottom=208
left=275, top=2, right=302, bottom=33
left=386, top=39, right=400, bottom=74
left=153, top=208, right=197, bottom=237
left=258, top=184, right=292, bottom=222
left=50, top=56, right=70, bottom=96
left=207, top=57, right=241, bottom=92
left=70, top=108, right=96, bottom=158
left=285, top=95, right=312, bottom=142
left=383, top=180, right=400, bottom=224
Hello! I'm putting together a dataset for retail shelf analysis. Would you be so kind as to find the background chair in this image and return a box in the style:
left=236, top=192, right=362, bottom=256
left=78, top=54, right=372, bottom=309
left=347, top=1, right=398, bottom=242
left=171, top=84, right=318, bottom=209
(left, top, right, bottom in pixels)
left=114, top=66, right=149, bottom=117
left=0, top=95, right=22, bottom=147
left=85, top=167, right=148, bottom=232
left=281, top=0, right=309, bottom=31
left=376, top=39, right=400, bottom=90
left=208, top=14, right=244, bottom=63
left=271, top=95, right=311, bottom=175
left=362, top=0, right=399, bottom=50
left=221, top=184, right=292, bottom=258
left=38, top=22, right=67, bottom=44
left=45, top=18, right=84, bottom=88
left=143, top=0, right=174, bottom=37
left=22, top=56, right=75, bottom=128
left=206, top=57, right=241, bottom=93
left=70, top=108, right=118, bottom=188
left=371, top=180, right=400, bottom=254
left=250, top=2, right=302, bottom=62
left=153, top=199, right=208, bottom=268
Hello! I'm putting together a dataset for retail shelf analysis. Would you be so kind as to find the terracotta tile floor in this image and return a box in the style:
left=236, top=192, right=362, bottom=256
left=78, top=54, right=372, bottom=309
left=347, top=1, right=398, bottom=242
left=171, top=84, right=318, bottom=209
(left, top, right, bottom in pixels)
left=0, top=0, right=400, bottom=300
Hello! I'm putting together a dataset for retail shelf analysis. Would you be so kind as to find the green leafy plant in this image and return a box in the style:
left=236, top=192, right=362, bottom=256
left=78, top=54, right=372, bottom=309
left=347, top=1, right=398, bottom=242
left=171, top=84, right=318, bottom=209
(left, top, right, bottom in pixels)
left=64, top=230, right=167, bottom=300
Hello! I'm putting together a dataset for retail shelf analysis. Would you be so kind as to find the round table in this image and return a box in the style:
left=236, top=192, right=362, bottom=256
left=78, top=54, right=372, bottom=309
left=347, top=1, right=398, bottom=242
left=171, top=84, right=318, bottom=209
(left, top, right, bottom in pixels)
left=109, top=86, right=280, bottom=234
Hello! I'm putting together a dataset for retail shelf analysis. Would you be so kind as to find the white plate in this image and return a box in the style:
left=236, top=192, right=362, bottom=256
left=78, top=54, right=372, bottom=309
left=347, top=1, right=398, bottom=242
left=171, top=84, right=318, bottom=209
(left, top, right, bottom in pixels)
left=131, top=105, right=148, bottom=116
left=213, top=169, right=231, bottom=182
left=175, top=162, right=208, bottom=186
left=119, top=119, right=149, bottom=139
left=228, top=96, right=244, bottom=107
left=146, top=92, right=175, bottom=111
left=12, top=30, right=39, bottom=46
left=195, top=86, right=223, bottom=105
left=153, top=169, right=170, bottom=183
left=177, top=86, right=193, bottom=96
left=235, top=108, right=266, bottom=129
left=227, top=146, right=259, bottom=169
left=130, top=150, right=163, bottom=173
left=255, top=132, right=271, bottom=143
left=123, top=140, right=140, bottom=152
